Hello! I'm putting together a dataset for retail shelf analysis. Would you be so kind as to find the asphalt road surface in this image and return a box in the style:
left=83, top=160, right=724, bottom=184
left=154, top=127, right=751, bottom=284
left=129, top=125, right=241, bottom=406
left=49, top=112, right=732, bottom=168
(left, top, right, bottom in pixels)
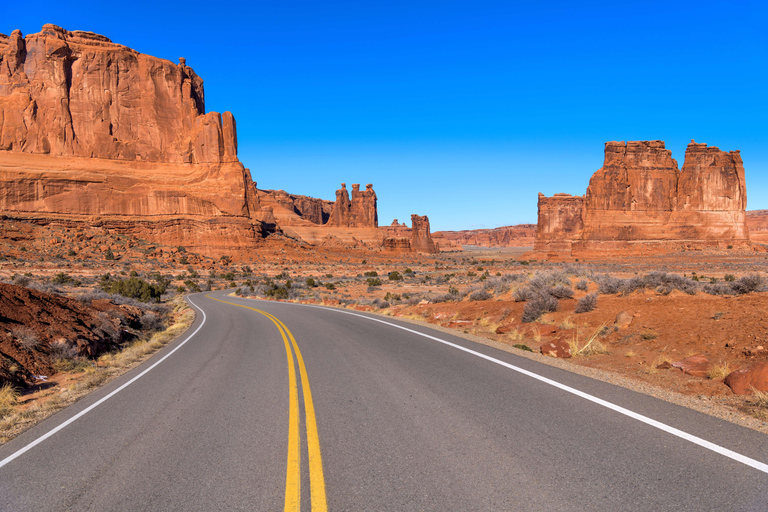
left=2, top=290, right=768, bottom=511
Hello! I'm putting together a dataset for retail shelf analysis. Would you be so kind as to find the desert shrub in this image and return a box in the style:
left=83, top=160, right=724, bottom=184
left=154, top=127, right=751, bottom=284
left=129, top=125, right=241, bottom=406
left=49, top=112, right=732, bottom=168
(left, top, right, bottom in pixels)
left=12, top=275, right=30, bottom=287
left=575, top=279, right=588, bottom=291
left=367, top=277, right=382, bottom=287
left=12, top=325, right=40, bottom=349
left=528, top=270, right=569, bottom=291
left=388, top=271, right=403, bottom=281
left=522, top=294, right=558, bottom=323
left=364, top=271, right=378, bottom=277
left=140, top=312, right=165, bottom=332
left=731, top=274, right=762, bottom=295
left=575, top=292, right=598, bottom=313
left=513, top=286, right=537, bottom=302
left=702, top=283, right=733, bottom=296
left=596, top=275, right=624, bottom=294
left=306, top=277, right=317, bottom=287
left=52, top=272, right=75, bottom=285
left=513, top=343, right=533, bottom=352
left=184, top=280, right=202, bottom=293
left=101, top=277, right=165, bottom=303
left=724, top=274, right=736, bottom=282
left=501, top=273, right=527, bottom=283
left=550, top=284, right=574, bottom=299
left=448, top=286, right=459, bottom=296
left=469, top=290, right=492, bottom=301
left=105, top=248, right=116, bottom=260
left=483, top=278, right=509, bottom=296
left=325, top=283, right=336, bottom=290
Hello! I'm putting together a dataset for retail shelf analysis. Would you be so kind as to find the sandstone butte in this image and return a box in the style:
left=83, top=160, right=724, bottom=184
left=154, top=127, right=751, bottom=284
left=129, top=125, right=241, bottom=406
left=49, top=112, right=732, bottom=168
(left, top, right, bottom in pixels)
left=535, top=140, right=750, bottom=256
left=0, top=25, right=438, bottom=257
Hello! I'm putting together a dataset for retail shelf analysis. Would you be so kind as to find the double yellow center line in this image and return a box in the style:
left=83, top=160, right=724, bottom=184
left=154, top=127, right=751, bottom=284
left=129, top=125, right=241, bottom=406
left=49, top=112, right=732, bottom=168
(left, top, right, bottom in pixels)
left=207, top=295, right=327, bottom=511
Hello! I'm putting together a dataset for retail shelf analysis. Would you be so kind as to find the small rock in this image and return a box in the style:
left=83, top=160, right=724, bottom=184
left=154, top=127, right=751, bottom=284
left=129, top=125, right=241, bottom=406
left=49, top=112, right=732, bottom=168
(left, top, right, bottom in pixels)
left=671, top=355, right=709, bottom=377
left=656, top=361, right=672, bottom=370
left=614, top=311, right=633, bottom=329
left=540, top=339, right=572, bottom=358
left=495, top=324, right=515, bottom=335
left=743, top=345, right=766, bottom=357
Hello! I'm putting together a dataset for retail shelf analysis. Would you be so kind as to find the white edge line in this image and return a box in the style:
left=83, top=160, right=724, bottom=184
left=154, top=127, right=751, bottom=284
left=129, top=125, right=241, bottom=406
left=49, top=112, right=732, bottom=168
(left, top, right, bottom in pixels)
left=249, top=298, right=768, bottom=475
left=0, top=296, right=207, bottom=470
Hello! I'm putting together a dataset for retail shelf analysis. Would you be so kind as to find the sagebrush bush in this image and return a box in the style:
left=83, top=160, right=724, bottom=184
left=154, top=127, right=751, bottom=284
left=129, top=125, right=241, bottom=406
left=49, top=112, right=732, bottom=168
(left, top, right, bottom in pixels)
left=575, top=292, right=598, bottom=313
left=140, top=312, right=165, bottom=331
left=513, top=286, right=537, bottom=302
left=575, top=279, right=588, bottom=291
left=550, top=284, right=574, bottom=299
left=522, top=294, right=558, bottom=323
left=469, top=290, right=492, bottom=301
left=11, top=325, right=40, bottom=349
left=731, top=274, right=762, bottom=294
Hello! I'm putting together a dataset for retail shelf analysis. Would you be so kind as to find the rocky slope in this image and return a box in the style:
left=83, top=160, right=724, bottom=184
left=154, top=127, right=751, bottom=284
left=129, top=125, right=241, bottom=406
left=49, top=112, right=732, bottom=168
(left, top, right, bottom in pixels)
left=536, top=140, right=749, bottom=255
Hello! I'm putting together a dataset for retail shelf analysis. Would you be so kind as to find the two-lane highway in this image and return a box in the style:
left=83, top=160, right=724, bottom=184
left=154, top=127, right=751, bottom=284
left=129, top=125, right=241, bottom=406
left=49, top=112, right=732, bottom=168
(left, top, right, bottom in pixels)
left=2, top=290, right=768, bottom=510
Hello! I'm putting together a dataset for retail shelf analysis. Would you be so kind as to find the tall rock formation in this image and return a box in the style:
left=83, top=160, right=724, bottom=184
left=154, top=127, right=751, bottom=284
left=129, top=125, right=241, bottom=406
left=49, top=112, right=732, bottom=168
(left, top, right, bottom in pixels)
left=380, top=215, right=439, bottom=253
left=535, top=140, right=749, bottom=254
left=0, top=25, right=264, bottom=257
left=327, top=183, right=378, bottom=228
left=410, top=214, right=438, bottom=253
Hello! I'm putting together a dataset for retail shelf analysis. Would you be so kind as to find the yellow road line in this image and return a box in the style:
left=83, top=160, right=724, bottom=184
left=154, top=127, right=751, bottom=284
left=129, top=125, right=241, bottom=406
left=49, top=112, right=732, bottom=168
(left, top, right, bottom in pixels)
left=206, top=295, right=327, bottom=511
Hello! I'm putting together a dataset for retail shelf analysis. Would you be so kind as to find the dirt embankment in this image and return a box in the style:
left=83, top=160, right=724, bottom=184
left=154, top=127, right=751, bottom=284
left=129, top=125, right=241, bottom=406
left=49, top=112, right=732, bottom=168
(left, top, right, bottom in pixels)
left=0, top=283, right=141, bottom=388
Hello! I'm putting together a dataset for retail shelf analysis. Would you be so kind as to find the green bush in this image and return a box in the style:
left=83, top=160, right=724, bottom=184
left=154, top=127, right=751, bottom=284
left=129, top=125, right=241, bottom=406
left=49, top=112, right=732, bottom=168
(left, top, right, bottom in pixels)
left=367, top=277, right=382, bottom=287
left=101, top=277, right=166, bottom=302
left=388, top=271, right=403, bottom=281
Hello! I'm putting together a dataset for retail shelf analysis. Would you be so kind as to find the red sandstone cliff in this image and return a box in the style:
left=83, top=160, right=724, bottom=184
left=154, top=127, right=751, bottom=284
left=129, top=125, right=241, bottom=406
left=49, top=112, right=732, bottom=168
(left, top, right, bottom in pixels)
left=380, top=215, right=439, bottom=253
left=535, top=140, right=749, bottom=254
left=0, top=25, right=264, bottom=257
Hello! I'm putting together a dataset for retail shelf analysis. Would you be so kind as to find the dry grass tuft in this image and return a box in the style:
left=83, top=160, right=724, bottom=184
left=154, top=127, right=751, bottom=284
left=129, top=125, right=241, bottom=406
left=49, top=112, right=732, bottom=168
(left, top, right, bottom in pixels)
left=625, top=351, right=637, bottom=358
left=0, top=384, right=19, bottom=419
left=569, top=323, right=609, bottom=357
left=559, top=315, right=576, bottom=330
left=707, top=361, right=731, bottom=380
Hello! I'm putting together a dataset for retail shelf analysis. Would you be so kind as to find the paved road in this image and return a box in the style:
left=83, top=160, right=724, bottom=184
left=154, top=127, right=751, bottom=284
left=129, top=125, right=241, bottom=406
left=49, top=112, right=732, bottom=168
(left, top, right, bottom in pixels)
left=2, top=290, right=768, bottom=511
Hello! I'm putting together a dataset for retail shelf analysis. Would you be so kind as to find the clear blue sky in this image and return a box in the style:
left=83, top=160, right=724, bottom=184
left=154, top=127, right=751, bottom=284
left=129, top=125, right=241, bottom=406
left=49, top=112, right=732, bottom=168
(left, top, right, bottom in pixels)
left=6, top=1, right=767, bottom=231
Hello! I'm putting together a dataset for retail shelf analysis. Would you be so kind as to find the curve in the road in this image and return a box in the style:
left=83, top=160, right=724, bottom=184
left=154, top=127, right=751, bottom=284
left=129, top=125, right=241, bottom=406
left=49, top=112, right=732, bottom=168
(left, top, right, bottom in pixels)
left=207, top=295, right=328, bottom=512
left=0, top=298, right=209, bottom=471
left=290, top=301, right=768, bottom=475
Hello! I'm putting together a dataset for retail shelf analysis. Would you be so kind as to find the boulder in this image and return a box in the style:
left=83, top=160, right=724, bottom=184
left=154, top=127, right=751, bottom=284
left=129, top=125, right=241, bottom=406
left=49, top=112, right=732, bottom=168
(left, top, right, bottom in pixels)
left=724, top=362, right=768, bottom=395
left=614, top=311, right=633, bottom=329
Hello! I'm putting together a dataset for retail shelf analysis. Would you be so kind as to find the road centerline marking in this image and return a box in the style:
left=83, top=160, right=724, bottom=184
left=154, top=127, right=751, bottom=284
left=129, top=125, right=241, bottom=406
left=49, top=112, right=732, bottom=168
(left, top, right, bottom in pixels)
left=207, top=295, right=327, bottom=511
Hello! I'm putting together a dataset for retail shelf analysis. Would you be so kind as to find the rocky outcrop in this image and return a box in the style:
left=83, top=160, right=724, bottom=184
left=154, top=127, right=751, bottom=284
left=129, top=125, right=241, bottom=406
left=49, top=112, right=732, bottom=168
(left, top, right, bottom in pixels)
left=410, top=215, right=438, bottom=253
left=535, top=141, right=749, bottom=255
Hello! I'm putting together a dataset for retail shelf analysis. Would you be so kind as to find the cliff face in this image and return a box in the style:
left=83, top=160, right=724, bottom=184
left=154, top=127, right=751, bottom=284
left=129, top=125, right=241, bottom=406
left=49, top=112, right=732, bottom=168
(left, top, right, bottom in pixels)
left=535, top=140, right=749, bottom=254
left=409, top=215, right=438, bottom=253
left=433, top=224, right=536, bottom=248
left=0, top=25, right=237, bottom=164
left=0, top=25, right=263, bottom=257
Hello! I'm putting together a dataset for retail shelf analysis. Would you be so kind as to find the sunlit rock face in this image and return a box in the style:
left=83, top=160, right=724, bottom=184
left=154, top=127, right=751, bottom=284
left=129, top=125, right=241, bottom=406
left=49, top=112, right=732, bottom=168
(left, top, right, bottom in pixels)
left=534, top=140, right=749, bottom=255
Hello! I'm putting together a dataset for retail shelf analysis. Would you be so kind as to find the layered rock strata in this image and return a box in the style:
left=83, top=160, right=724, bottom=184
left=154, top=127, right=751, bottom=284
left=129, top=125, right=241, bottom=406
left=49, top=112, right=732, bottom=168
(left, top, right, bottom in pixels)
left=535, top=141, right=749, bottom=255
left=435, top=224, right=537, bottom=248
left=0, top=25, right=264, bottom=257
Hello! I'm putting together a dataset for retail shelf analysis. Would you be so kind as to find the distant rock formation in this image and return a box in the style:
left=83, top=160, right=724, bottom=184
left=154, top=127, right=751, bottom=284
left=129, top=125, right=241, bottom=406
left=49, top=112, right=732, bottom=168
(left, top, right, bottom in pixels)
left=535, top=141, right=749, bottom=255
left=380, top=215, right=438, bottom=253
left=325, top=183, right=378, bottom=228
left=433, top=224, right=536, bottom=248
left=410, top=215, right=438, bottom=253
